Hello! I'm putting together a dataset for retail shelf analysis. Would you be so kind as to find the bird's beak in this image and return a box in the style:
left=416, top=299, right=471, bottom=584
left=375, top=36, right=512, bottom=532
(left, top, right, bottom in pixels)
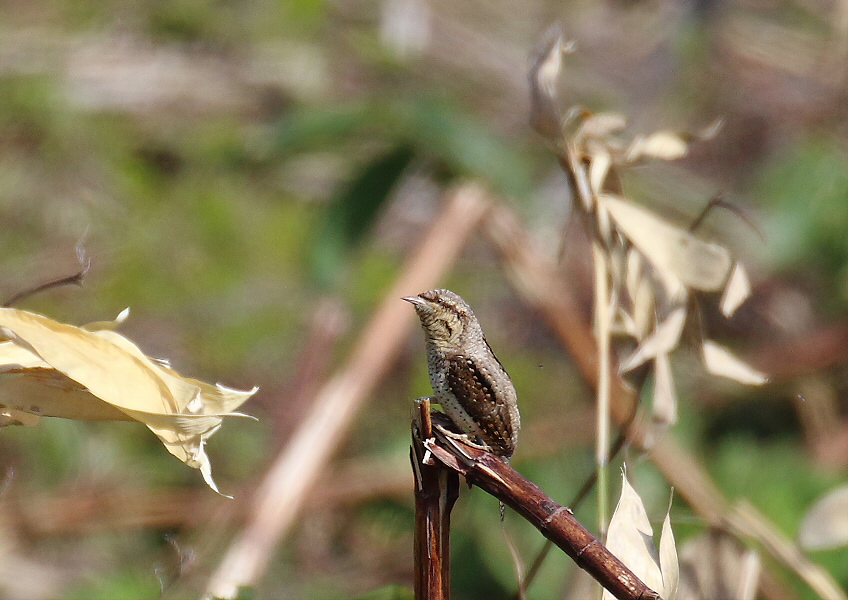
left=401, top=295, right=423, bottom=306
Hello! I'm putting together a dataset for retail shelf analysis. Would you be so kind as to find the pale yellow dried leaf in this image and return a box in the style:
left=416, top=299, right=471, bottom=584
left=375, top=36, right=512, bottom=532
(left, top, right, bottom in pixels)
left=0, top=370, right=131, bottom=421
left=620, top=308, right=686, bottom=373
left=652, top=352, right=678, bottom=426
left=0, top=307, right=257, bottom=494
left=590, top=148, right=612, bottom=195
left=600, top=194, right=733, bottom=292
left=798, top=484, right=848, bottom=551
left=577, top=112, right=627, bottom=143
left=528, top=29, right=570, bottom=139
left=595, top=200, right=615, bottom=249
left=627, top=131, right=689, bottom=162
left=677, top=530, right=760, bottom=600
left=82, top=307, right=131, bottom=332
left=95, top=329, right=258, bottom=414
left=0, top=338, right=50, bottom=370
left=0, top=307, right=176, bottom=414
left=720, top=263, right=752, bottom=318
left=625, top=247, right=643, bottom=307
left=92, top=330, right=204, bottom=413
left=625, top=250, right=655, bottom=339
left=602, top=470, right=663, bottom=600
left=533, top=34, right=563, bottom=100
left=659, top=506, right=679, bottom=600
left=702, top=340, right=768, bottom=385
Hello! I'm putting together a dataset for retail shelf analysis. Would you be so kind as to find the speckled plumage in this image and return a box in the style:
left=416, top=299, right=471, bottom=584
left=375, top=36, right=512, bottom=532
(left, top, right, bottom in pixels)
left=403, top=289, right=520, bottom=458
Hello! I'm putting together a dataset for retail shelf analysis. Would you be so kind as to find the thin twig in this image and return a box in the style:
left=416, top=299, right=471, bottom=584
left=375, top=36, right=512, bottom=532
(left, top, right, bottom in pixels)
left=3, top=259, right=91, bottom=307
left=689, top=193, right=766, bottom=243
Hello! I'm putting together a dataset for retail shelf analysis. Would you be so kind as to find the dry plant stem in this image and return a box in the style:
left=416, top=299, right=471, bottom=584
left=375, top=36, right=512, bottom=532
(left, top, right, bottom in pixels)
left=3, top=264, right=90, bottom=307
left=269, top=297, right=349, bottom=449
left=204, top=183, right=492, bottom=599
left=411, top=399, right=459, bottom=600
left=591, top=241, right=612, bottom=534
left=421, top=424, right=662, bottom=600
left=728, top=502, right=847, bottom=600
left=481, top=202, right=826, bottom=600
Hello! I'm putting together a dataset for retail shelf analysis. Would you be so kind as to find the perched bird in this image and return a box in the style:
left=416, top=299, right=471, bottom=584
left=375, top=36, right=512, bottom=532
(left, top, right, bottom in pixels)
left=403, top=289, right=520, bottom=459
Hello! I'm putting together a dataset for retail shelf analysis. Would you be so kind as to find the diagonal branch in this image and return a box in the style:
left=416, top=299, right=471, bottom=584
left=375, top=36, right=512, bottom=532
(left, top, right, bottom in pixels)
left=413, top=409, right=662, bottom=600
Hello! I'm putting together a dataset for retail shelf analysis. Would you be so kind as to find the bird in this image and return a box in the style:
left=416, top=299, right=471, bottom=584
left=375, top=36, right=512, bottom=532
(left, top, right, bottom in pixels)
left=403, top=289, right=520, bottom=459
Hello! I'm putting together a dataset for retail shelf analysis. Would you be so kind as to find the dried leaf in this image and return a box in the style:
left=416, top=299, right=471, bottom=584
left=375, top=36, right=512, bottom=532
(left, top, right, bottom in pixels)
left=82, top=307, right=131, bottom=332
left=798, top=485, right=848, bottom=551
left=677, top=530, right=760, bottom=600
left=577, top=112, right=628, bottom=144
left=720, top=263, right=752, bottom=317
left=600, top=194, right=733, bottom=292
left=625, top=250, right=655, bottom=339
left=0, top=307, right=258, bottom=494
left=652, top=352, right=678, bottom=426
left=602, top=470, right=663, bottom=600
left=627, top=131, right=689, bottom=162
left=702, top=340, right=768, bottom=385
left=528, top=28, right=573, bottom=140
left=660, top=504, right=679, bottom=600
left=620, top=308, right=686, bottom=373
left=0, top=368, right=132, bottom=421
left=590, top=148, right=612, bottom=194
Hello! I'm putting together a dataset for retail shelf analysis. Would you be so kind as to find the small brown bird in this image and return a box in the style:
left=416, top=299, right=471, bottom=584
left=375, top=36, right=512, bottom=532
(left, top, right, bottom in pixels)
left=403, top=289, right=520, bottom=459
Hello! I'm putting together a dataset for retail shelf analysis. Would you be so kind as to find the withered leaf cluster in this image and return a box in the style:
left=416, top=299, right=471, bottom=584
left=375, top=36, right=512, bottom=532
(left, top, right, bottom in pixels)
left=0, top=307, right=257, bottom=495
left=530, top=29, right=766, bottom=438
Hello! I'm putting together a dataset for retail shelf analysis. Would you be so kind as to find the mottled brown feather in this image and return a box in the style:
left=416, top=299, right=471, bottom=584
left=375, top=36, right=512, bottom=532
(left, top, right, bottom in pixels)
left=445, top=354, right=515, bottom=456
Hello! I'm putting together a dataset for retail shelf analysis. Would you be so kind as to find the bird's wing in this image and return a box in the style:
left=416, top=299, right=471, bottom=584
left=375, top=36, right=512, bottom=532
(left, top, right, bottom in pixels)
left=445, top=354, right=516, bottom=457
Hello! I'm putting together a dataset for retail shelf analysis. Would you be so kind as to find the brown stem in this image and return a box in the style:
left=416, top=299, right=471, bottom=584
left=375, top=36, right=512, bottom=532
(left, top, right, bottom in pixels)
left=418, top=418, right=662, bottom=600
left=411, top=399, right=459, bottom=600
left=3, top=261, right=91, bottom=307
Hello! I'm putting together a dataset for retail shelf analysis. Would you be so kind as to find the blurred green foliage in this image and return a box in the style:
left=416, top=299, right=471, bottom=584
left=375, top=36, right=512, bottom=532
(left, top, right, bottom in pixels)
left=1, top=1, right=847, bottom=599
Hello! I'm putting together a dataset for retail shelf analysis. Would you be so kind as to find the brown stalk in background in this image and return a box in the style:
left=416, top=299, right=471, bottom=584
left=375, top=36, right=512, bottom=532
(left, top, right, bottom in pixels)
left=482, top=200, right=845, bottom=600
left=204, top=183, right=492, bottom=599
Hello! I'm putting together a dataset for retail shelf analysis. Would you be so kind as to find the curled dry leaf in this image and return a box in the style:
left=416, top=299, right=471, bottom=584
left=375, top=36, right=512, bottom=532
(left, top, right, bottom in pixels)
left=603, top=469, right=678, bottom=600
left=626, top=131, right=689, bottom=162
left=720, top=263, right=752, bottom=318
left=620, top=308, right=686, bottom=373
left=798, top=484, right=848, bottom=551
left=0, top=307, right=257, bottom=495
left=659, top=506, right=679, bottom=600
left=702, top=340, right=768, bottom=386
left=528, top=27, right=573, bottom=140
left=600, top=194, right=733, bottom=293
left=652, top=352, right=678, bottom=426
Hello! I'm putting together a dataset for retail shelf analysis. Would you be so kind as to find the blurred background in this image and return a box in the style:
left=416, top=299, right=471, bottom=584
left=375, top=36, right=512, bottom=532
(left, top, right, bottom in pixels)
left=1, top=0, right=847, bottom=598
